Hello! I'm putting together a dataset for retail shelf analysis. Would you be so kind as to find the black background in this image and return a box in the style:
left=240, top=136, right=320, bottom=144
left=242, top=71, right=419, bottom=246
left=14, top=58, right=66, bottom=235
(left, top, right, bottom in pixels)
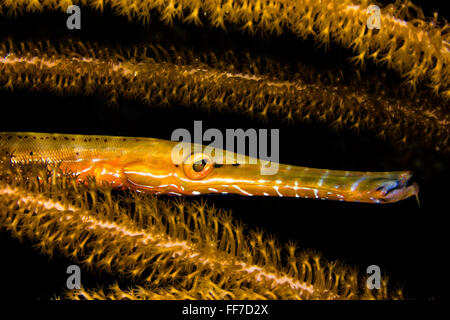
left=0, top=0, right=448, bottom=301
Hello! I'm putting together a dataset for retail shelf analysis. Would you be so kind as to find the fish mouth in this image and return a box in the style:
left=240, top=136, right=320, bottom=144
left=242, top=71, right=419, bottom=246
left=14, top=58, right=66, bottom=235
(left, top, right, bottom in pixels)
left=375, top=172, right=419, bottom=203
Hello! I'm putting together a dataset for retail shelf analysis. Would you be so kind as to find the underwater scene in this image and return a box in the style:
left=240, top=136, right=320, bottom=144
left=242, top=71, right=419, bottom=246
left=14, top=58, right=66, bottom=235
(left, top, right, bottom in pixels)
left=0, top=0, right=448, bottom=305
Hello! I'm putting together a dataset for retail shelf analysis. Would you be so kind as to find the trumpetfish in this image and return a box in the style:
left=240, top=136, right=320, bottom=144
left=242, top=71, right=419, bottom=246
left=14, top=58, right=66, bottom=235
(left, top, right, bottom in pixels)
left=0, top=132, right=419, bottom=204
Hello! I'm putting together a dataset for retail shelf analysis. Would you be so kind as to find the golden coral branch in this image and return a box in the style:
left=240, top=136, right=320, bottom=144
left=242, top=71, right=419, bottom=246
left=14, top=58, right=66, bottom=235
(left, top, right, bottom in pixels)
left=0, top=0, right=448, bottom=99
left=1, top=39, right=449, bottom=151
left=64, top=282, right=269, bottom=300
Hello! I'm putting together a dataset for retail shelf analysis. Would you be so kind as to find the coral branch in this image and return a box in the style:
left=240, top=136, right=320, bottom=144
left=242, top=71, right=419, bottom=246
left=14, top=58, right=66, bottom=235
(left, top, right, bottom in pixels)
left=1, top=39, right=448, bottom=152
left=0, top=0, right=448, bottom=98
left=64, top=282, right=269, bottom=300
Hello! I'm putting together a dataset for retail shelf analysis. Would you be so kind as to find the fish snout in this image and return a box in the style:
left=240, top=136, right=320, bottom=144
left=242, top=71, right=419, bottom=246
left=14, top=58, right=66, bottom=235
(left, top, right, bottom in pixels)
left=374, top=172, right=419, bottom=203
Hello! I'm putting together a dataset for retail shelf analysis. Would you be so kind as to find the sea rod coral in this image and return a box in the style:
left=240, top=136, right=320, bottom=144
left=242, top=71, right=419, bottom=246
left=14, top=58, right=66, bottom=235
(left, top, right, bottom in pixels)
left=0, top=0, right=448, bottom=98
left=0, top=38, right=448, bottom=152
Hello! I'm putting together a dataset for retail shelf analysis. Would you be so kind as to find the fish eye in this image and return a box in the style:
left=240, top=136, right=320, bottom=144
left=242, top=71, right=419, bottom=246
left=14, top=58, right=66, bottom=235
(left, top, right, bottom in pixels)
left=193, top=159, right=208, bottom=172
left=183, top=153, right=214, bottom=180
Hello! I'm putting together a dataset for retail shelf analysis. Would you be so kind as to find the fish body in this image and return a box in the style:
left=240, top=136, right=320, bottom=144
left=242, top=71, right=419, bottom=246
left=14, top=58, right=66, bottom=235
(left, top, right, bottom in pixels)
left=0, top=132, right=419, bottom=203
